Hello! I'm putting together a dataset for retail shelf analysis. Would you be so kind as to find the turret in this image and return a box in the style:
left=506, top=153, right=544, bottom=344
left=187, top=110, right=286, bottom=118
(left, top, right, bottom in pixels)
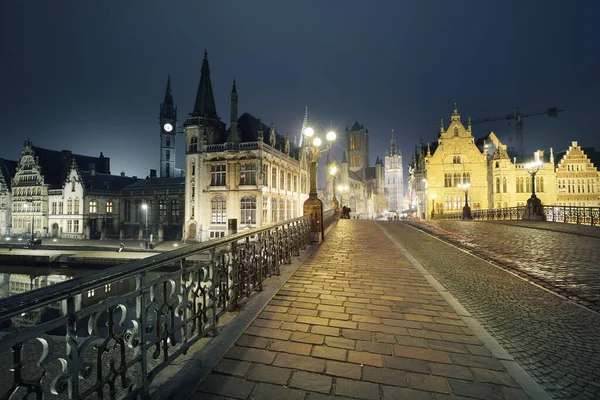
left=228, top=79, right=239, bottom=142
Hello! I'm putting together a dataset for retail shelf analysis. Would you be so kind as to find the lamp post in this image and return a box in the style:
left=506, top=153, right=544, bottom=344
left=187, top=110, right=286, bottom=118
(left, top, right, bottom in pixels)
left=329, top=164, right=339, bottom=213
left=431, top=194, right=436, bottom=220
left=141, top=203, right=148, bottom=239
left=337, top=184, right=348, bottom=207
left=524, top=161, right=545, bottom=220
left=456, top=183, right=472, bottom=220
left=303, top=126, right=336, bottom=242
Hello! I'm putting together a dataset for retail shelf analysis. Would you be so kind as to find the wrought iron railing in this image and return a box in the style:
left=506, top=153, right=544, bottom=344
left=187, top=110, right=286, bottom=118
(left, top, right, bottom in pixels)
left=0, top=216, right=311, bottom=400
left=436, top=205, right=600, bottom=226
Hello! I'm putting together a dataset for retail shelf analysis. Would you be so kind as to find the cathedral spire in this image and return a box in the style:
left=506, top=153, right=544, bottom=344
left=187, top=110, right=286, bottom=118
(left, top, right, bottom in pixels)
left=299, top=106, right=309, bottom=147
left=191, top=50, right=219, bottom=119
left=228, top=79, right=239, bottom=142
left=389, top=129, right=398, bottom=156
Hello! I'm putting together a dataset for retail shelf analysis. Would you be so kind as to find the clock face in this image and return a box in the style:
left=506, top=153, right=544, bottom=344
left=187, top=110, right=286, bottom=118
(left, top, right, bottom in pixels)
left=163, top=123, right=173, bottom=132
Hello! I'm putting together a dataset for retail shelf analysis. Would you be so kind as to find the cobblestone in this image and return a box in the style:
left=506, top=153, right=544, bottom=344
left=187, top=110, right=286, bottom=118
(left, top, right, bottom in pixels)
left=384, top=220, right=600, bottom=399
left=193, top=221, right=533, bottom=399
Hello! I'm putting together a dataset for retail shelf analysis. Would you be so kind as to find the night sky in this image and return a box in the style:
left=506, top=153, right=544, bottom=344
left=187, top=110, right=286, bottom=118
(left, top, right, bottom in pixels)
left=1, top=1, right=599, bottom=179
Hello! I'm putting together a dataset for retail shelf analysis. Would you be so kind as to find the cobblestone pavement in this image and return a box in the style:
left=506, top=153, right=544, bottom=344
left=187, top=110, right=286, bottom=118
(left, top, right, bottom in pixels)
left=404, top=219, right=600, bottom=313
left=380, top=221, right=600, bottom=399
left=192, top=220, right=532, bottom=400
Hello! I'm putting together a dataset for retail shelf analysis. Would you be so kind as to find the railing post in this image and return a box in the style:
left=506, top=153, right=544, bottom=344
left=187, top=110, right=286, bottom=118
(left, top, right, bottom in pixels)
left=66, top=296, right=80, bottom=400
left=135, top=272, right=149, bottom=397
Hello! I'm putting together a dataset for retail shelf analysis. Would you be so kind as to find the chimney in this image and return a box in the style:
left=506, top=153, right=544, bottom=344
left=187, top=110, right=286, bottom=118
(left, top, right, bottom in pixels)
left=150, top=169, right=157, bottom=178
left=120, top=171, right=125, bottom=177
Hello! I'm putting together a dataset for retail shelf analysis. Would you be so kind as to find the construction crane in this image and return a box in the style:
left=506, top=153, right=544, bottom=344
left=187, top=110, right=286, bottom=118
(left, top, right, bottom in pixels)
left=470, top=107, right=564, bottom=156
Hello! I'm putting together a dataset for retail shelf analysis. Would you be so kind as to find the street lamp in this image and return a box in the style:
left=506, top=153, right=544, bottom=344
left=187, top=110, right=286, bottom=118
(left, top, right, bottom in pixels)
left=524, top=161, right=545, bottom=220
left=456, top=183, right=472, bottom=220
left=141, top=203, right=148, bottom=239
left=337, top=184, right=348, bottom=207
left=329, top=164, right=339, bottom=212
left=431, top=194, right=436, bottom=219
left=303, top=126, right=336, bottom=242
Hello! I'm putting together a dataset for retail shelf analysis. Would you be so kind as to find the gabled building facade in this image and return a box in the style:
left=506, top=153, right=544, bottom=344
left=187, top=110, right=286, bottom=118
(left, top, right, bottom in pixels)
left=555, top=142, right=600, bottom=207
left=0, top=159, right=16, bottom=235
left=182, top=52, right=310, bottom=242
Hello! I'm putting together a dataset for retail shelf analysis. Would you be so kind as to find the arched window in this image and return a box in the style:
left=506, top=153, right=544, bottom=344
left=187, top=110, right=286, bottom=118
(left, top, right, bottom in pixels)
left=279, top=199, right=285, bottom=222
left=453, top=173, right=460, bottom=186
left=496, top=177, right=500, bottom=193
left=241, top=195, right=256, bottom=224
left=189, top=137, right=198, bottom=153
left=271, top=197, right=277, bottom=223
left=166, top=137, right=170, bottom=147
left=502, top=177, right=507, bottom=193
left=166, top=150, right=170, bottom=161
left=211, top=196, right=226, bottom=224
left=495, top=162, right=500, bottom=168
left=89, top=200, right=98, bottom=214
left=165, top=163, right=170, bottom=176
left=171, top=200, right=180, bottom=222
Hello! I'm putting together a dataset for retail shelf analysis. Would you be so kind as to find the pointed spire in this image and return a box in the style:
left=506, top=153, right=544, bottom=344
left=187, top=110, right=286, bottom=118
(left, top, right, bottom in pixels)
left=427, top=142, right=431, bottom=156
left=228, top=79, right=239, bottom=142
left=163, top=75, right=173, bottom=105
left=389, top=129, right=397, bottom=156
left=342, top=150, right=348, bottom=164
left=451, top=103, right=460, bottom=122
left=191, top=50, right=219, bottom=119
left=299, top=106, right=309, bottom=147
left=439, top=118, right=445, bottom=134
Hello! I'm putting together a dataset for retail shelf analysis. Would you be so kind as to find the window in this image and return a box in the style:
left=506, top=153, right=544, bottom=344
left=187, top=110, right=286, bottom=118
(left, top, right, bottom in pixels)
left=454, top=196, right=461, bottom=210
left=191, top=163, right=196, bottom=176
left=292, top=200, right=296, bottom=218
left=74, top=220, right=79, bottom=232
left=444, top=173, right=452, bottom=187
left=262, top=164, right=268, bottom=185
left=106, top=201, right=114, bottom=214
left=190, top=137, right=198, bottom=153
left=272, top=167, right=277, bottom=189
left=502, top=177, right=507, bottom=193
left=171, top=200, right=180, bottom=222
left=67, top=199, right=73, bottom=214
left=262, top=196, right=268, bottom=223
left=104, top=284, right=111, bottom=292
left=271, top=197, right=277, bottom=223
left=209, top=231, right=225, bottom=239
left=293, top=175, right=297, bottom=192
left=135, top=201, right=141, bottom=222
left=74, top=199, right=80, bottom=214
left=241, top=196, right=257, bottom=224
left=445, top=196, right=452, bottom=210
left=287, top=173, right=291, bottom=191
left=165, top=163, right=170, bottom=177
left=287, top=199, right=292, bottom=220
left=51, top=202, right=57, bottom=214
left=89, top=200, right=98, bottom=214
left=279, top=199, right=285, bottom=222
left=453, top=156, right=461, bottom=164
left=496, top=177, right=500, bottom=193
left=453, top=173, right=460, bottom=187
left=495, top=162, right=500, bottom=168
left=159, top=200, right=166, bottom=218
left=166, top=150, right=170, bottom=161
left=280, top=170, right=285, bottom=189
left=210, top=164, right=226, bottom=186
left=166, top=138, right=170, bottom=147
left=240, top=162, right=257, bottom=185
left=58, top=202, right=63, bottom=214
left=124, top=200, right=131, bottom=222
left=211, top=196, right=226, bottom=224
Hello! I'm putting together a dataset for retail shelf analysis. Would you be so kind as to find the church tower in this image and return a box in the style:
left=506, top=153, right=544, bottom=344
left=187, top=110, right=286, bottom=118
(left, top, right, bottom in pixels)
left=160, top=76, right=177, bottom=177
left=384, top=130, right=404, bottom=213
left=183, top=51, right=226, bottom=241
left=347, top=121, right=369, bottom=180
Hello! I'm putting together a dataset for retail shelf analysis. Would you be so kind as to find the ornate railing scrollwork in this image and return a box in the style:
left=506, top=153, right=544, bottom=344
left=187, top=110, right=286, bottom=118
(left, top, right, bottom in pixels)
left=0, top=216, right=312, bottom=400
left=437, top=205, right=600, bottom=226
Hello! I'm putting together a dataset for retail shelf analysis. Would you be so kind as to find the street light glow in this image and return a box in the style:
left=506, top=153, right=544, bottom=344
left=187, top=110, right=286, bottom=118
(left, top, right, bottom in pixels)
left=326, top=131, right=336, bottom=141
left=330, top=165, right=338, bottom=176
left=313, top=137, right=322, bottom=147
left=141, top=204, right=148, bottom=210
left=304, top=127, right=314, bottom=137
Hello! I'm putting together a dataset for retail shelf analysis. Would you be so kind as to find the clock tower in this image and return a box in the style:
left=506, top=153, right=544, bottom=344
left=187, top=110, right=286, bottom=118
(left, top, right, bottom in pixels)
left=160, top=75, right=177, bottom=178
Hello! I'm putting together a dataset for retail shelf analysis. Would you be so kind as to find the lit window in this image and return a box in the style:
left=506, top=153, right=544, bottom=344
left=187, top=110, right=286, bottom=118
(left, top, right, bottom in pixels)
left=210, top=164, right=226, bottom=186
left=89, top=200, right=98, bottom=214
left=240, top=163, right=257, bottom=185
left=211, top=196, right=226, bottom=224
left=106, top=201, right=114, bottom=214
left=241, top=196, right=257, bottom=224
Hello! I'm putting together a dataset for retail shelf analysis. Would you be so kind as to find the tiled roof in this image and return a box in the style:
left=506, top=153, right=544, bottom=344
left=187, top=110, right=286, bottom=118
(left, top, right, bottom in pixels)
left=121, top=177, right=185, bottom=190
left=80, top=171, right=142, bottom=191
left=30, top=146, right=110, bottom=189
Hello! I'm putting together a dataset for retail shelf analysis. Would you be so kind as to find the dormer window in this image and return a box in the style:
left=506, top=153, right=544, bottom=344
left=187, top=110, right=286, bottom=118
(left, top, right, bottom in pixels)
left=87, top=180, right=92, bottom=189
